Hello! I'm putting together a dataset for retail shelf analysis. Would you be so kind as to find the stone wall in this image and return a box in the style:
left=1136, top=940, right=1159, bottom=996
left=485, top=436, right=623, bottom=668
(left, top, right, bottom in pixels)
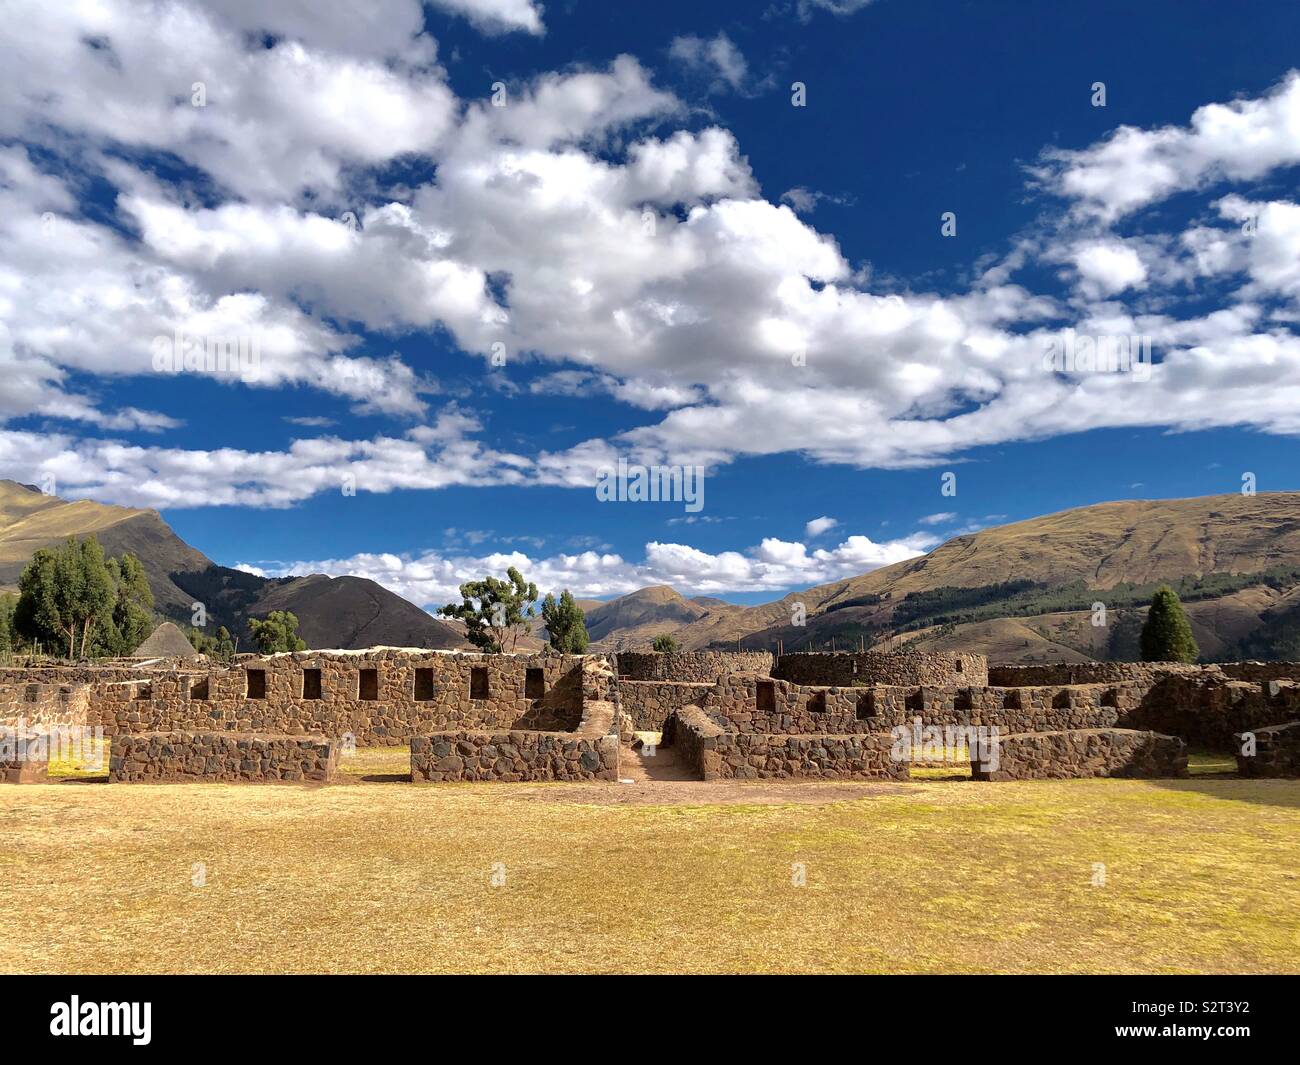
left=971, top=728, right=1188, bottom=781
left=86, top=649, right=592, bottom=745
left=410, top=730, right=618, bottom=782
left=0, top=734, right=49, bottom=783
left=773, top=650, right=988, bottom=688
left=987, top=662, right=1210, bottom=687
left=1218, top=661, right=1300, bottom=683
left=1124, top=675, right=1300, bottom=749
left=0, top=682, right=90, bottom=728
left=697, top=672, right=1126, bottom=735
left=108, top=732, right=339, bottom=783
left=1235, top=721, right=1300, bottom=778
left=661, top=706, right=907, bottom=781
left=615, top=650, right=773, bottom=682
left=618, top=680, right=716, bottom=729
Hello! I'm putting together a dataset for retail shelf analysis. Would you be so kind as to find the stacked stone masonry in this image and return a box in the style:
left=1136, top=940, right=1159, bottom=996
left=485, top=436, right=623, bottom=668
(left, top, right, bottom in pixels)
left=410, top=731, right=618, bottom=782
left=0, top=734, right=49, bottom=783
left=616, top=650, right=773, bottom=682
left=619, top=680, right=716, bottom=729
left=662, top=705, right=907, bottom=781
left=0, top=682, right=90, bottom=729
left=774, top=650, right=988, bottom=688
left=1235, top=720, right=1300, bottom=778
left=53, top=649, right=593, bottom=745
left=108, top=732, right=338, bottom=783
left=3, top=647, right=1300, bottom=783
left=970, top=729, right=1188, bottom=781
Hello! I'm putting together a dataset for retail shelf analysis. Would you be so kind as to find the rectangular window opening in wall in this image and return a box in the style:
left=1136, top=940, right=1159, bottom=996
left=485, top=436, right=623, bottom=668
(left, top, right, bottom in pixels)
left=246, top=670, right=266, bottom=699
left=135, top=683, right=151, bottom=701
left=808, top=690, right=827, bottom=714
left=525, top=667, right=545, bottom=700
left=954, top=658, right=964, bottom=673
left=359, top=668, right=379, bottom=701
left=856, top=691, right=876, bottom=719
left=190, top=677, right=209, bottom=701
left=414, top=668, right=435, bottom=701
left=303, top=668, right=322, bottom=700
left=470, top=667, right=489, bottom=700
left=756, top=680, right=776, bottom=714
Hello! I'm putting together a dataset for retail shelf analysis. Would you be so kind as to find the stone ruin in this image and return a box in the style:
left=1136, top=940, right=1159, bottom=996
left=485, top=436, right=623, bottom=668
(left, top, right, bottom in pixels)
left=1, top=645, right=1298, bottom=785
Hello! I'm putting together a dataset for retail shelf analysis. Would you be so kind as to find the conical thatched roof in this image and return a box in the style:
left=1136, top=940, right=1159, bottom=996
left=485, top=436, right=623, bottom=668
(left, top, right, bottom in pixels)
left=132, top=621, right=200, bottom=659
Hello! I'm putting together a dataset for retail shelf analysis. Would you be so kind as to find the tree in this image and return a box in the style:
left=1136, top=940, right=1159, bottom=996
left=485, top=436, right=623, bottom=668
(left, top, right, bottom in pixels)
left=541, top=590, right=589, bottom=653
left=438, top=567, right=538, bottom=653
left=12, top=537, right=157, bottom=659
left=106, top=553, right=154, bottom=654
left=0, top=593, right=17, bottom=653
left=187, top=624, right=235, bottom=661
left=1140, top=586, right=1199, bottom=663
left=247, top=611, right=307, bottom=654
left=652, top=633, right=679, bottom=653
left=73, top=537, right=116, bottom=657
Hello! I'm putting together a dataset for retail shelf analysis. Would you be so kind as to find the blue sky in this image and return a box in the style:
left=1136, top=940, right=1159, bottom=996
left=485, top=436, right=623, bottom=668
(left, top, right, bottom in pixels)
left=2, top=0, right=1299, bottom=607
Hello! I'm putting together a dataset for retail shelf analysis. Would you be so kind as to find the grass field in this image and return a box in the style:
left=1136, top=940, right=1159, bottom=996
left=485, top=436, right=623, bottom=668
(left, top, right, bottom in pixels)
left=3, top=747, right=1298, bottom=974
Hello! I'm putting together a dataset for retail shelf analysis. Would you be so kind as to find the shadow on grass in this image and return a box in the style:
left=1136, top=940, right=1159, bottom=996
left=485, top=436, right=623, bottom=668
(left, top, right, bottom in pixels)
left=1146, top=748, right=1300, bottom=809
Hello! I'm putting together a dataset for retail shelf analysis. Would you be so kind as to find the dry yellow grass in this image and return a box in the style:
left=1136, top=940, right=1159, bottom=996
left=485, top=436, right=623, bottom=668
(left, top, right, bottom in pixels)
left=2, top=753, right=1297, bottom=974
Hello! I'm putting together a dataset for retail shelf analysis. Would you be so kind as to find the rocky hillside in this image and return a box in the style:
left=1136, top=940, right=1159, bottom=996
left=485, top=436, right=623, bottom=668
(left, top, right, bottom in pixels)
left=0, top=481, right=466, bottom=651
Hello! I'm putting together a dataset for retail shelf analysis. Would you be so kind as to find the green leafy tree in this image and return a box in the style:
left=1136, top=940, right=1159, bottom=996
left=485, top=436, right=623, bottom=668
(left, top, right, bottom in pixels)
left=74, top=537, right=116, bottom=657
left=15, top=537, right=109, bottom=658
left=215, top=625, right=237, bottom=660
left=1140, top=586, right=1200, bottom=663
left=189, top=624, right=238, bottom=661
left=12, top=537, right=157, bottom=659
left=0, top=592, right=17, bottom=653
left=438, top=567, right=538, bottom=653
left=247, top=610, right=307, bottom=653
left=14, top=546, right=73, bottom=655
left=652, top=633, right=679, bottom=653
left=541, top=590, right=589, bottom=653
left=105, top=553, right=154, bottom=654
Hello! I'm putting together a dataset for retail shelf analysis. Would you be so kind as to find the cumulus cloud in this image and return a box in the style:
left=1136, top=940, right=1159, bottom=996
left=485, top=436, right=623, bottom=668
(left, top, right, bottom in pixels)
left=428, top=0, right=545, bottom=35
left=1035, top=70, right=1300, bottom=222
left=3, top=6, right=1300, bottom=510
left=804, top=516, right=839, bottom=537
left=240, top=528, right=935, bottom=605
left=1068, top=239, right=1149, bottom=297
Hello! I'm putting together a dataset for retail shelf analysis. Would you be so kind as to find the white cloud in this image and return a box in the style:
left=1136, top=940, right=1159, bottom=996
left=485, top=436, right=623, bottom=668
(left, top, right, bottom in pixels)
left=793, top=0, right=878, bottom=20
left=0, top=406, right=530, bottom=509
left=1036, top=70, right=1300, bottom=222
left=804, top=516, right=839, bottom=537
left=3, top=9, right=1300, bottom=508
left=0, top=0, right=456, bottom=202
left=1069, top=239, right=1149, bottom=297
left=427, top=0, right=545, bottom=35
left=669, top=33, right=750, bottom=94
left=917, top=512, right=956, bottom=526
left=240, top=528, right=935, bottom=605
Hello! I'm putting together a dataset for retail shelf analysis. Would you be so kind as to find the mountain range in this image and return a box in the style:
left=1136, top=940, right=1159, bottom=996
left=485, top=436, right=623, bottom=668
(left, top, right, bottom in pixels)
left=0, top=480, right=464, bottom=651
left=3, top=478, right=1299, bottom=662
